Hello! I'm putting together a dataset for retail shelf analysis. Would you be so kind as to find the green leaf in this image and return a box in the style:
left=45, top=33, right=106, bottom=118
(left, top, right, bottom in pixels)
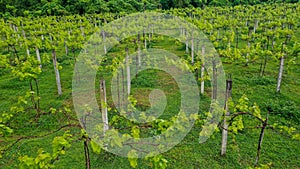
left=292, top=134, right=300, bottom=141
left=91, top=140, right=101, bottom=154
left=127, top=150, right=138, bottom=168
left=131, top=126, right=140, bottom=140
left=250, top=103, right=261, bottom=119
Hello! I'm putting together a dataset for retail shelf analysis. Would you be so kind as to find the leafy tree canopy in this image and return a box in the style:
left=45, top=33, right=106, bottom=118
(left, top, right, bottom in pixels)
left=0, top=0, right=298, bottom=17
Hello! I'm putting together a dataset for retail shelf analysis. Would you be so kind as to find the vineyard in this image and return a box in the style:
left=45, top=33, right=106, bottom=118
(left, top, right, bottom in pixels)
left=0, top=2, right=300, bottom=169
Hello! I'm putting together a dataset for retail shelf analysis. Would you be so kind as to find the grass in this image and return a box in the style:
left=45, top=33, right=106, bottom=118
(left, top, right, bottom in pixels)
left=0, top=33, right=299, bottom=169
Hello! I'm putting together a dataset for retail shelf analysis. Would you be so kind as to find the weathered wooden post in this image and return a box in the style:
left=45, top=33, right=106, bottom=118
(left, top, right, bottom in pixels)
left=100, top=79, right=109, bottom=133
left=126, top=47, right=131, bottom=96
left=221, top=77, right=233, bottom=156
left=200, top=45, right=205, bottom=94
left=212, top=58, right=217, bottom=100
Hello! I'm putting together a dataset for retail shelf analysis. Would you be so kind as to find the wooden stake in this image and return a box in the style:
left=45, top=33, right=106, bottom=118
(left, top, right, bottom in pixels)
left=100, top=79, right=109, bottom=133
left=221, top=78, right=232, bottom=156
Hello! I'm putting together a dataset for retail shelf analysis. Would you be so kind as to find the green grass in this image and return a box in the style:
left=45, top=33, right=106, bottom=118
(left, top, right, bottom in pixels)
left=0, top=34, right=299, bottom=169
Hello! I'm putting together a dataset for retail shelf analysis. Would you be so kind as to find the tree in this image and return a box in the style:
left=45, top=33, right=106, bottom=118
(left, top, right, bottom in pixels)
left=10, top=55, right=42, bottom=114
left=41, top=0, right=68, bottom=16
